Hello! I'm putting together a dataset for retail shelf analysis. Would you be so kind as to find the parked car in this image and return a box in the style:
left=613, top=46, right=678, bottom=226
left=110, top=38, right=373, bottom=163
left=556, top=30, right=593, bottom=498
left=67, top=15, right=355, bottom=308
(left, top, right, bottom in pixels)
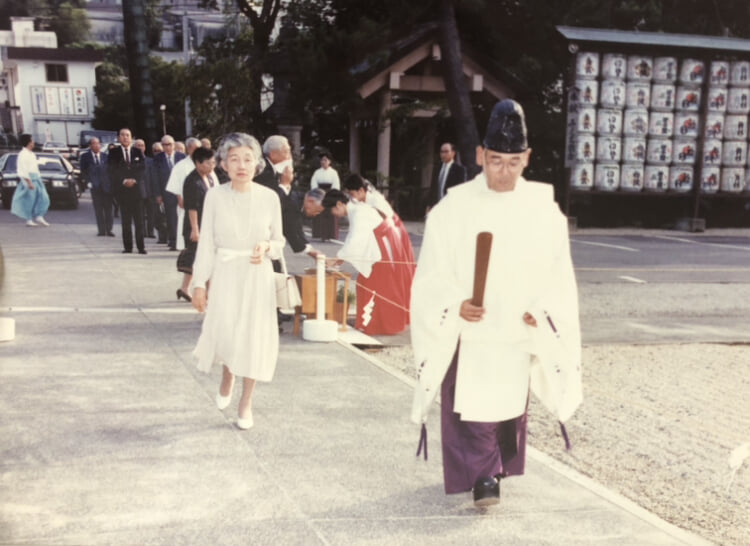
left=0, top=152, right=80, bottom=209
left=41, top=141, right=76, bottom=159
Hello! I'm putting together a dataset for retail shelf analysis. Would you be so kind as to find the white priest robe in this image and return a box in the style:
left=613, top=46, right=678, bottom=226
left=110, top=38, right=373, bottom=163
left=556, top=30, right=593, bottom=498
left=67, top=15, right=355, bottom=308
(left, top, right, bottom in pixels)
left=410, top=174, right=581, bottom=423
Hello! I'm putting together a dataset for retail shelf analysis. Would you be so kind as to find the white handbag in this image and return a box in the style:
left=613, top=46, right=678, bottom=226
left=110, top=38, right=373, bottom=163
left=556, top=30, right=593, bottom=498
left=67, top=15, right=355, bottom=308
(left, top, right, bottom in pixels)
left=274, top=253, right=301, bottom=311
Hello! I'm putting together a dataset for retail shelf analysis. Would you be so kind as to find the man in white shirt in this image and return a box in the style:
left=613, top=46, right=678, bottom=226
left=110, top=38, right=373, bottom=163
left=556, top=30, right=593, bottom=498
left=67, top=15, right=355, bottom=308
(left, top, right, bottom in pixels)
left=11, top=134, right=50, bottom=226
left=165, top=137, right=201, bottom=251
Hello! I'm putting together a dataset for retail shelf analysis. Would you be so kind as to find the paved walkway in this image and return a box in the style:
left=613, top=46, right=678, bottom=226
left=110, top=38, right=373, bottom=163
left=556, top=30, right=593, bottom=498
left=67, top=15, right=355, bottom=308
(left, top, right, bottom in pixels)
left=0, top=202, right=712, bottom=545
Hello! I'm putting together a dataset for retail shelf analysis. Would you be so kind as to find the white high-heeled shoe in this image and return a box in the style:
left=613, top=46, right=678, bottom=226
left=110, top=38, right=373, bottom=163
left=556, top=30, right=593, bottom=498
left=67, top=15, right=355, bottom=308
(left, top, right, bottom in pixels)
left=216, top=392, right=232, bottom=410
left=216, top=377, right=234, bottom=410
left=237, top=408, right=253, bottom=430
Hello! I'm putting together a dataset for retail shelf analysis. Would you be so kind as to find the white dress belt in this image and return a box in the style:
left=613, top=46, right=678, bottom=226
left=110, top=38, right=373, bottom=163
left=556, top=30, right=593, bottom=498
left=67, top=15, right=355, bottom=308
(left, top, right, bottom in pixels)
left=216, top=248, right=255, bottom=262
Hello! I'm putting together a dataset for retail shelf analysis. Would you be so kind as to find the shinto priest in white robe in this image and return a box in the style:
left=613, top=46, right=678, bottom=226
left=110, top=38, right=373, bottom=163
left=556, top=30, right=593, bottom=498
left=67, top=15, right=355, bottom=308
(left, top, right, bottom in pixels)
left=410, top=173, right=582, bottom=425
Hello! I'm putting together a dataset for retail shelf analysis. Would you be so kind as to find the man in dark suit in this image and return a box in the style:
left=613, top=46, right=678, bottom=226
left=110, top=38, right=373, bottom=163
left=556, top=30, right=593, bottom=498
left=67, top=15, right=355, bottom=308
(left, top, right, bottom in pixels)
left=153, top=135, right=185, bottom=248
left=134, top=139, right=156, bottom=238
left=107, top=128, right=147, bottom=254
left=428, top=142, right=467, bottom=210
left=254, top=135, right=293, bottom=190
left=79, top=137, right=113, bottom=237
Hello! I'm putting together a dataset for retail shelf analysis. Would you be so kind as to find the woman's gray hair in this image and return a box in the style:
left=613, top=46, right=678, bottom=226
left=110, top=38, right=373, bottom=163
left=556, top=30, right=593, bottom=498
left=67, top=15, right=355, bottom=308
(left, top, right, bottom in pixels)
left=217, top=132, right=266, bottom=175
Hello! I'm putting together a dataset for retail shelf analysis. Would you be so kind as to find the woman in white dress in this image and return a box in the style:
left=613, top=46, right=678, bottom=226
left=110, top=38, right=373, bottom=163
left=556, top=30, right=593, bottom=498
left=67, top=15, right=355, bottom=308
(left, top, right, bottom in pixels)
left=191, top=133, right=285, bottom=430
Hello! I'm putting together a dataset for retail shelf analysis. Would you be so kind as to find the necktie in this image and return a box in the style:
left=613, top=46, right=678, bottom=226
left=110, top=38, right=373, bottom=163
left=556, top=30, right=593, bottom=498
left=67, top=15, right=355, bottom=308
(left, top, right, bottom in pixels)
left=208, top=174, right=215, bottom=187
left=94, top=154, right=99, bottom=165
left=167, top=155, right=173, bottom=169
left=438, top=163, right=448, bottom=198
left=124, top=148, right=130, bottom=163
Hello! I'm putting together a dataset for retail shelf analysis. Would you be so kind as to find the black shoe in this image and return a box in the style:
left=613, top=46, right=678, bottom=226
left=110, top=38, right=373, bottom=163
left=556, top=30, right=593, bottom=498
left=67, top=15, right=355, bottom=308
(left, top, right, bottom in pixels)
left=97, top=233, right=105, bottom=237
left=107, top=232, right=115, bottom=237
left=168, top=246, right=177, bottom=251
left=138, top=249, right=148, bottom=255
left=122, top=249, right=132, bottom=254
left=472, top=476, right=500, bottom=507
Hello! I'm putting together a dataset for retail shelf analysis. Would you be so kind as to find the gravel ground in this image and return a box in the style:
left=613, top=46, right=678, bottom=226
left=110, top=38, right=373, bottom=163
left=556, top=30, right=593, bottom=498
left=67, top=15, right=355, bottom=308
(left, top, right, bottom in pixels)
left=372, top=342, right=750, bottom=546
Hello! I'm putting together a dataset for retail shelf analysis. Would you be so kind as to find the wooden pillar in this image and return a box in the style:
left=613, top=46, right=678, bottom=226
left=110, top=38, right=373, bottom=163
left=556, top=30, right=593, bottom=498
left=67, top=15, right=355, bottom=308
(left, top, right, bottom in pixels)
left=348, top=113, right=360, bottom=173
left=278, top=124, right=303, bottom=160
left=377, top=90, right=392, bottom=195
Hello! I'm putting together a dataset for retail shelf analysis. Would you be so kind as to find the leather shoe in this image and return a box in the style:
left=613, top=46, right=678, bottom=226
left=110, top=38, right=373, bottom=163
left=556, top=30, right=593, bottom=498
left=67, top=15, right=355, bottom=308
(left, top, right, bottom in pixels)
left=107, top=232, right=115, bottom=237
left=168, top=246, right=177, bottom=251
left=138, top=249, right=147, bottom=255
left=176, top=289, right=192, bottom=302
left=122, top=249, right=132, bottom=254
left=472, top=476, right=500, bottom=507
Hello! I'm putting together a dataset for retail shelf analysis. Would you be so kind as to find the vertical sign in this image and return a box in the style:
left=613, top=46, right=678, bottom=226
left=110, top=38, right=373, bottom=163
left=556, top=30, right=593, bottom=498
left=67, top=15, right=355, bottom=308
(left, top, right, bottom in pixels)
left=73, top=88, right=88, bottom=115
left=45, top=87, right=61, bottom=115
left=31, top=87, right=46, bottom=114
left=59, top=88, right=74, bottom=115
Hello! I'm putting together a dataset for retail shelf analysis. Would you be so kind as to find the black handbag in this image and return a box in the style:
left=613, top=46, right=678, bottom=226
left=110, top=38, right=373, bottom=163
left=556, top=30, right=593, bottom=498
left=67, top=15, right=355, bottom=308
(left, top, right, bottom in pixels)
left=176, top=246, right=195, bottom=274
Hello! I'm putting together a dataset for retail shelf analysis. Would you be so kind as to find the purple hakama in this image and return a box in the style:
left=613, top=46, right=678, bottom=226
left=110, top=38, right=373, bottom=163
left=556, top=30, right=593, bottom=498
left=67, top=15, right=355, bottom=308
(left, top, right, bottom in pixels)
left=440, top=346, right=528, bottom=494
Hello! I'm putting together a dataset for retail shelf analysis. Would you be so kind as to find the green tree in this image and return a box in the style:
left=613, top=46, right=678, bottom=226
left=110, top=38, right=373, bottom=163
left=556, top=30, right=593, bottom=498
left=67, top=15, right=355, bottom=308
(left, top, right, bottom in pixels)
left=50, top=1, right=90, bottom=46
left=184, top=28, right=258, bottom=138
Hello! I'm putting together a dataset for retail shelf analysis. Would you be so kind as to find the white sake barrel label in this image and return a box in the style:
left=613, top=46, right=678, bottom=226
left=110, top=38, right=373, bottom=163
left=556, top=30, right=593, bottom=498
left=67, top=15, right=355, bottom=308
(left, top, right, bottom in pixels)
left=576, top=52, right=600, bottom=78
left=680, top=59, right=705, bottom=84
left=710, top=61, right=729, bottom=86
left=707, top=88, right=727, bottom=111
left=703, top=139, right=723, bottom=165
left=620, top=164, right=644, bottom=192
left=574, top=134, right=596, bottom=162
left=653, top=57, right=678, bottom=83
left=622, top=137, right=647, bottom=162
left=600, top=80, right=626, bottom=108
left=570, top=80, right=598, bottom=106
left=727, top=87, right=750, bottom=114
left=701, top=167, right=720, bottom=193
left=648, top=112, right=674, bottom=137
left=676, top=86, right=701, bottom=111
left=644, top=165, right=669, bottom=191
left=722, top=140, right=747, bottom=166
left=651, top=84, right=676, bottom=110
left=723, top=114, right=748, bottom=139
left=570, top=163, right=594, bottom=190
left=596, top=136, right=622, bottom=162
left=596, top=108, right=622, bottom=135
left=669, top=166, right=694, bottom=192
left=627, top=56, right=653, bottom=81
left=675, top=112, right=699, bottom=137
left=672, top=139, right=697, bottom=164
left=623, top=108, right=649, bottom=135
left=705, top=114, right=725, bottom=138
left=730, top=61, right=750, bottom=85
left=626, top=82, right=651, bottom=108
left=721, top=167, right=745, bottom=192
left=646, top=138, right=673, bottom=164
left=601, top=53, right=627, bottom=80
left=573, top=107, right=597, bottom=133
left=594, top=163, right=620, bottom=191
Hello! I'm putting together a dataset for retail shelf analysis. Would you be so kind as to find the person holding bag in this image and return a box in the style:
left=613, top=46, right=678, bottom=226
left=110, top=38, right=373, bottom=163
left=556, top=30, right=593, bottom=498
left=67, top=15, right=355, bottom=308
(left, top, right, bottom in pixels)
left=176, top=147, right=218, bottom=301
left=191, top=133, right=284, bottom=430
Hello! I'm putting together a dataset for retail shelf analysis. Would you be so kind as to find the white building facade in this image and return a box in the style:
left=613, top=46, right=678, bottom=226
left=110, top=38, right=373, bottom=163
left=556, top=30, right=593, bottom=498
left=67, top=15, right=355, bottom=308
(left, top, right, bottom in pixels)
left=0, top=18, right=103, bottom=146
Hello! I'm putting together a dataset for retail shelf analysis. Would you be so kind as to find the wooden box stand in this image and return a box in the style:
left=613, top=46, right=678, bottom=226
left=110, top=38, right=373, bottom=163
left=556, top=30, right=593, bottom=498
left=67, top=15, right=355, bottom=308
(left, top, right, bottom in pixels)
left=293, top=271, right=351, bottom=336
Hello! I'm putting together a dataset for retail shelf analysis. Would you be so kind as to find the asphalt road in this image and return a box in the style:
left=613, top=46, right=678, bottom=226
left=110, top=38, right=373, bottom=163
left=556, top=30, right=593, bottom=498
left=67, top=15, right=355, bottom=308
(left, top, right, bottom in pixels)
left=3, top=194, right=750, bottom=347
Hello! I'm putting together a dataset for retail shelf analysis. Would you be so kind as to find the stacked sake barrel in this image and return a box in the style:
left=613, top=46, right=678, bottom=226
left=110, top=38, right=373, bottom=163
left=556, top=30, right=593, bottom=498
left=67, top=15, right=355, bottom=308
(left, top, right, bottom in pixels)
left=667, top=57, right=699, bottom=193
left=567, top=52, right=599, bottom=191
left=717, top=61, right=750, bottom=193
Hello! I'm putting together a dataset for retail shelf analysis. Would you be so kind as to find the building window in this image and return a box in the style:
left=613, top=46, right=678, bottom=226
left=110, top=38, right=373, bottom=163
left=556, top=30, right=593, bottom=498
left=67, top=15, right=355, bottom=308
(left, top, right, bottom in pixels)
left=45, top=64, right=68, bottom=83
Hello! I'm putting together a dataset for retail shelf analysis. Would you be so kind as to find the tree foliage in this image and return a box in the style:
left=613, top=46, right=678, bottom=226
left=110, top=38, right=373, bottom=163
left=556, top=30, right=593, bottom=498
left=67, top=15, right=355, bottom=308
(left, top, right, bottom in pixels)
left=93, top=46, right=187, bottom=142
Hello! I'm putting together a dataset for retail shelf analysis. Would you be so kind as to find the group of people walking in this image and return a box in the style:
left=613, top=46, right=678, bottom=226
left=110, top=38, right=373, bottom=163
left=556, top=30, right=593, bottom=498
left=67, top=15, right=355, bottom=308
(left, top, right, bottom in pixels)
left=10, top=99, right=581, bottom=509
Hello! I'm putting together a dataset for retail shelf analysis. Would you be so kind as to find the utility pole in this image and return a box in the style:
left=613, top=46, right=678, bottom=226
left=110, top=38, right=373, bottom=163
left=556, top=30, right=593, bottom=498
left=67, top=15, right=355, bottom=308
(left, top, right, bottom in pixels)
left=183, top=13, right=193, bottom=136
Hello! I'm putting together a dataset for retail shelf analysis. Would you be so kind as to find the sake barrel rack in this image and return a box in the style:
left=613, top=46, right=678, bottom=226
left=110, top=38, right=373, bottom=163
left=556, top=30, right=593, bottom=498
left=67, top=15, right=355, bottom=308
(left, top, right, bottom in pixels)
left=557, top=26, right=750, bottom=229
